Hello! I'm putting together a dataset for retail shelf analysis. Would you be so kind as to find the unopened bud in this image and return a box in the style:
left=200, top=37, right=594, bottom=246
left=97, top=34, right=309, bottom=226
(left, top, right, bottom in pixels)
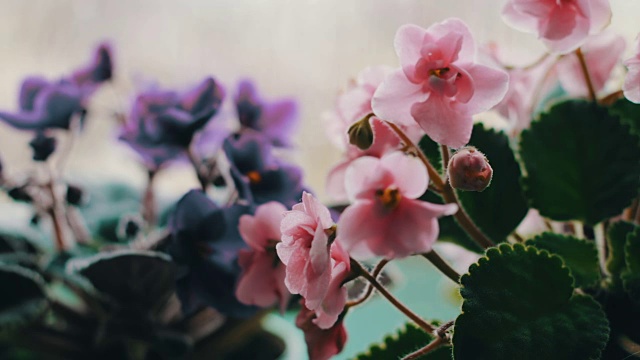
left=29, top=132, right=56, bottom=162
left=447, top=147, right=493, bottom=192
left=347, top=114, right=374, bottom=150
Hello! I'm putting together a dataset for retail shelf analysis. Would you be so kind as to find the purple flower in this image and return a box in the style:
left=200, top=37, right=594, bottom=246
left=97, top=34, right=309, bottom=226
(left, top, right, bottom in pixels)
left=235, top=80, right=298, bottom=147
left=168, top=190, right=258, bottom=317
left=0, top=42, right=113, bottom=131
left=223, top=132, right=304, bottom=208
left=119, top=77, right=225, bottom=170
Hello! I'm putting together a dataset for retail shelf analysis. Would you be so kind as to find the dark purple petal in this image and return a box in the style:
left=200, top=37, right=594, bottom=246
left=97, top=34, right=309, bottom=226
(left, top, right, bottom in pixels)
left=223, top=132, right=273, bottom=174
left=18, top=76, right=49, bottom=111
left=29, top=132, right=57, bottom=162
left=69, top=42, right=113, bottom=88
left=180, top=77, right=225, bottom=120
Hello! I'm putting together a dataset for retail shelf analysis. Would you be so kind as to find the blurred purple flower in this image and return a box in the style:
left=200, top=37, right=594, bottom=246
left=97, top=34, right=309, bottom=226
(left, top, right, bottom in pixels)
left=168, top=190, right=258, bottom=317
left=119, top=77, right=225, bottom=171
left=235, top=80, right=298, bottom=147
left=0, top=42, right=113, bottom=131
left=223, top=132, right=304, bottom=208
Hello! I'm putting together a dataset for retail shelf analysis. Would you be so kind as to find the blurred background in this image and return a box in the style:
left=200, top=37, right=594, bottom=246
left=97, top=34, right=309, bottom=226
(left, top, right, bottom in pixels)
left=0, top=0, right=638, bottom=201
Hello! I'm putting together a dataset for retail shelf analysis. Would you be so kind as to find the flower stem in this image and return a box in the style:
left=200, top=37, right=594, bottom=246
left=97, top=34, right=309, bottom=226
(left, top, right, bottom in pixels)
left=594, top=222, right=609, bottom=276
left=346, top=259, right=389, bottom=307
left=351, top=258, right=435, bottom=333
left=402, top=336, right=447, bottom=360
left=386, top=121, right=494, bottom=249
left=575, top=48, right=597, bottom=102
left=45, top=166, right=66, bottom=252
left=421, top=251, right=460, bottom=283
left=142, top=170, right=156, bottom=227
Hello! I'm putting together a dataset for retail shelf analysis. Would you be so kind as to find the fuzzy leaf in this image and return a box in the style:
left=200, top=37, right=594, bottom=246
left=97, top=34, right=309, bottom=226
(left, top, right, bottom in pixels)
left=607, top=221, right=639, bottom=291
left=609, top=97, right=640, bottom=137
left=0, top=264, right=48, bottom=331
left=456, top=123, right=528, bottom=242
left=353, top=322, right=451, bottom=360
left=525, top=233, right=600, bottom=288
left=520, top=100, right=640, bottom=225
left=622, top=227, right=640, bottom=303
left=453, top=244, right=609, bottom=360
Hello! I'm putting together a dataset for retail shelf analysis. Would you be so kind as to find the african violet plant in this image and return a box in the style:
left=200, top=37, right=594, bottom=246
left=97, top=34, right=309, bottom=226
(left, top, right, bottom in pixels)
left=0, top=0, right=640, bottom=359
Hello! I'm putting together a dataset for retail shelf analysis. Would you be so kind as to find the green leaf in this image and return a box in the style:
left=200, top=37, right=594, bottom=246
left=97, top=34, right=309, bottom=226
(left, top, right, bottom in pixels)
left=0, top=264, right=48, bottom=331
left=525, top=232, right=600, bottom=288
left=353, top=322, right=451, bottom=360
left=520, top=100, right=640, bottom=225
left=453, top=244, right=609, bottom=360
left=66, top=250, right=176, bottom=313
left=456, top=124, right=528, bottom=242
left=622, top=227, right=640, bottom=303
left=418, top=135, right=442, bottom=174
left=608, top=97, right=640, bottom=137
left=606, top=221, right=639, bottom=291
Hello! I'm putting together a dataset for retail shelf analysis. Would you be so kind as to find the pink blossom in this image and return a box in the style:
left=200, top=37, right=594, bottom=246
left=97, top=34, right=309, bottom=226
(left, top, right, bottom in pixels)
left=236, top=202, right=290, bottom=312
left=502, top=0, right=612, bottom=54
left=623, top=35, right=640, bottom=104
left=312, top=242, right=350, bottom=329
left=372, top=19, right=507, bottom=148
left=296, top=303, right=347, bottom=360
left=276, top=192, right=335, bottom=310
left=557, top=32, right=625, bottom=97
left=326, top=117, right=403, bottom=202
left=337, top=152, right=458, bottom=259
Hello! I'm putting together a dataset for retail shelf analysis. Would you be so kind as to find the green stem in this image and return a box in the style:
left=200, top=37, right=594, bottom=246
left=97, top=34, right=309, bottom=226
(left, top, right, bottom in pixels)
left=421, top=251, right=460, bottom=283
left=351, top=259, right=435, bottom=333
left=346, top=259, right=389, bottom=307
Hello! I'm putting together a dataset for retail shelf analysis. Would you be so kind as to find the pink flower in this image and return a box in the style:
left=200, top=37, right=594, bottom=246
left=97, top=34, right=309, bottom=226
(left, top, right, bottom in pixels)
left=502, top=0, right=612, bottom=54
left=326, top=117, right=403, bottom=202
left=557, top=32, right=625, bottom=97
left=236, top=202, right=290, bottom=312
left=276, top=192, right=335, bottom=310
left=372, top=18, right=508, bottom=148
left=337, top=152, right=458, bottom=259
left=623, top=35, right=640, bottom=104
left=312, top=242, right=350, bottom=329
left=296, top=303, right=347, bottom=360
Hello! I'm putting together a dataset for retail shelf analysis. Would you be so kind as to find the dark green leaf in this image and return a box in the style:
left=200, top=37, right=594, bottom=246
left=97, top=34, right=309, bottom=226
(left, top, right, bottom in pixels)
left=0, top=264, right=48, bottom=331
left=453, top=244, right=609, bottom=360
left=608, top=97, right=640, bottom=137
left=525, top=232, right=600, bottom=288
left=520, top=100, right=640, bottom=225
left=622, top=227, right=640, bottom=303
left=353, top=322, right=451, bottom=360
left=456, top=123, right=528, bottom=242
left=418, top=135, right=442, bottom=174
left=606, top=221, right=639, bottom=291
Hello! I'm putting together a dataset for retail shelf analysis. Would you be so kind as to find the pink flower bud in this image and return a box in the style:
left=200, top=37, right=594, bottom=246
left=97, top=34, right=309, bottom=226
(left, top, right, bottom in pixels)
left=447, top=147, right=493, bottom=192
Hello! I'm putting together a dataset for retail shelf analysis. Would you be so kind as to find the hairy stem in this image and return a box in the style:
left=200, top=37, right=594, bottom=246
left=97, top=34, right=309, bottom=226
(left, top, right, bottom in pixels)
left=575, top=48, right=597, bottom=102
left=594, top=222, right=609, bottom=276
left=351, top=259, right=435, bottom=333
left=402, top=336, right=447, bottom=360
left=346, top=259, right=389, bottom=307
left=421, top=251, right=460, bottom=283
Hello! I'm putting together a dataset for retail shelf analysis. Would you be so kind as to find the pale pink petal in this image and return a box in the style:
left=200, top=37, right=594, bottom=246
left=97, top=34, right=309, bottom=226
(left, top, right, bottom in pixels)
left=427, top=18, right=476, bottom=62
left=357, top=65, right=394, bottom=88
left=623, top=63, right=640, bottom=103
left=325, top=159, right=351, bottom=203
left=410, top=94, right=473, bottom=148
left=372, top=69, right=428, bottom=126
left=336, top=200, right=384, bottom=260
left=239, top=202, right=287, bottom=250
left=344, top=156, right=381, bottom=201
left=366, top=117, right=403, bottom=157
left=501, top=2, right=541, bottom=34
left=462, top=63, right=510, bottom=114
left=394, top=24, right=427, bottom=80
left=236, top=250, right=289, bottom=309
left=310, top=226, right=330, bottom=273
left=587, top=0, right=611, bottom=33
left=338, top=86, right=373, bottom=125
left=541, top=11, right=590, bottom=54
left=322, top=109, right=349, bottom=150
left=541, top=6, right=578, bottom=41
left=380, top=152, right=428, bottom=199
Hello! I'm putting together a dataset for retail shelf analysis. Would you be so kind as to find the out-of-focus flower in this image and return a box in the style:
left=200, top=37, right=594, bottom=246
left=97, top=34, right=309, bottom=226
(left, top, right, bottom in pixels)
left=0, top=42, right=113, bottom=131
left=557, top=32, right=625, bottom=97
left=501, top=0, right=611, bottom=54
left=276, top=192, right=335, bottom=310
left=119, top=77, right=225, bottom=170
left=623, top=35, right=640, bottom=104
left=326, top=117, right=402, bottom=202
left=372, top=18, right=508, bottom=148
left=296, top=303, right=347, bottom=360
left=29, top=132, right=57, bottom=162
left=168, top=190, right=257, bottom=317
left=337, top=152, right=457, bottom=259
left=312, top=241, right=350, bottom=329
left=223, top=132, right=303, bottom=208
left=235, top=80, right=298, bottom=147
left=236, top=202, right=290, bottom=312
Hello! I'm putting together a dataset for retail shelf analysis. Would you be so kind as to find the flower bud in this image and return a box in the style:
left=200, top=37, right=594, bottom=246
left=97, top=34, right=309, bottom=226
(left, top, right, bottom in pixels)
left=347, top=114, right=374, bottom=150
left=447, top=147, right=493, bottom=192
